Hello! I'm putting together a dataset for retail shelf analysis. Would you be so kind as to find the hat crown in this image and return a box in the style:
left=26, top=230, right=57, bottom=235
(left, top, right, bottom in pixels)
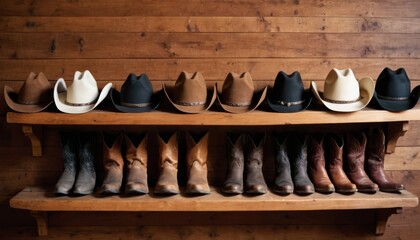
left=323, top=68, right=360, bottom=102
left=375, top=67, right=411, bottom=98
left=173, top=71, right=207, bottom=104
left=17, top=72, right=52, bottom=104
left=221, top=72, right=254, bottom=105
left=66, top=70, right=99, bottom=104
left=271, top=71, right=305, bottom=102
left=120, top=73, right=153, bottom=104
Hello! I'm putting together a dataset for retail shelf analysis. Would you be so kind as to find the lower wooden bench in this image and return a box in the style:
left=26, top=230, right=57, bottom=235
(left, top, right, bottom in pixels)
left=9, top=186, right=418, bottom=237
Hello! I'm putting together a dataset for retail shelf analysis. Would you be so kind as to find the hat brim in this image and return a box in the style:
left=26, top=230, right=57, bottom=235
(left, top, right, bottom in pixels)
left=53, top=78, right=113, bottom=114
left=4, top=85, right=53, bottom=113
left=373, top=85, right=420, bottom=112
left=267, top=89, right=313, bottom=113
left=311, top=78, right=374, bottom=112
left=217, top=85, right=268, bottom=114
left=163, top=84, right=217, bottom=114
left=110, top=88, right=162, bottom=113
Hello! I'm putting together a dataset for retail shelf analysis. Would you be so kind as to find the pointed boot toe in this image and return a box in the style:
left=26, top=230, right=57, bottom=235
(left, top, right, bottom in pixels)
left=315, top=183, right=335, bottom=194
left=125, top=183, right=149, bottom=195
left=187, top=183, right=211, bottom=195
left=154, top=184, right=180, bottom=195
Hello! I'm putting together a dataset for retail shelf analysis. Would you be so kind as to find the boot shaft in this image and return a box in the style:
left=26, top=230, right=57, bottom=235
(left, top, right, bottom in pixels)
left=366, top=128, right=386, bottom=166
left=60, top=132, right=77, bottom=171
left=288, top=133, right=308, bottom=172
left=326, top=134, right=344, bottom=167
left=247, top=133, right=266, bottom=166
left=157, top=132, right=178, bottom=168
left=225, top=133, right=246, bottom=171
left=308, top=134, right=325, bottom=167
left=125, top=133, right=148, bottom=167
left=102, top=133, right=124, bottom=168
left=346, top=132, right=367, bottom=172
left=186, top=131, right=209, bottom=167
left=272, top=133, right=291, bottom=174
left=78, top=132, right=97, bottom=173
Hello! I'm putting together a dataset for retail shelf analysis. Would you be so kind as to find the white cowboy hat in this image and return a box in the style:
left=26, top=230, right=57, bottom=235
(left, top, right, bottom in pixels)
left=311, top=68, right=374, bottom=112
left=54, top=70, right=112, bottom=114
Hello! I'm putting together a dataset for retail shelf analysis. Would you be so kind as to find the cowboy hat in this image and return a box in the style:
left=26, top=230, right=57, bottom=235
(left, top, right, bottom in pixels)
left=163, top=71, right=216, bottom=114
left=54, top=70, right=112, bottom=114
left=267, top=71, right=312, bottom=113
left=311, top=68, right=374, bottom=112
left=373, top=67, right=420, bottom=112
left=217, top=72, right=267, bottom=114
left=4, top=72, right=53, bottom=113
left=111, top=73, right=162, bottom=113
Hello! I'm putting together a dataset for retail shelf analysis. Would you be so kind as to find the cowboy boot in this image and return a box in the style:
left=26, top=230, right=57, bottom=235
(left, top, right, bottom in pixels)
left=345, top=132, right=379, bottom=193
left=366, top=128, right=404, bottom=192
left=99, top=133, right=124, bottom=194
left=54, top=132, right=78, bottom=195
left=326, top=134, right=357, bottom=193
left=272, top=133, right=293, bottom=194
left=154, top=132, right=179, bottom=195
left=222, top=133, right=246, bottom=194
left=186, top=132, right=211, bottom=195
left=73, top=132, right=97, bottom=195
left=245, top=133, right=268, bottom=194
left=288, top=133, right=314, bottom=195
left=125, top=133, right=149, bottom=194
left=307, top=134, right=335, bottom=193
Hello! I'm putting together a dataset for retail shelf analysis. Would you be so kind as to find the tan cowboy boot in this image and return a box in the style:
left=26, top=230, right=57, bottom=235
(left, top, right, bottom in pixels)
left=186, top=132, right=211, bottom=195
left=154, top=132, right=180, bottom=195
left=99, top=133, right=124, bottom=194
left=125, top=133, right=149, bottom=194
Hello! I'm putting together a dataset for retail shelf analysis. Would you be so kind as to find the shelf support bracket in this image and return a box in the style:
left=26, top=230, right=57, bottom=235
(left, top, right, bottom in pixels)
left=22, top=125, right=42, bottom=157
left=375, top=208, right=402, bottom=235
left=386, top=121, right=409, bottom=154
left=31, top=211, right=48, bottom=237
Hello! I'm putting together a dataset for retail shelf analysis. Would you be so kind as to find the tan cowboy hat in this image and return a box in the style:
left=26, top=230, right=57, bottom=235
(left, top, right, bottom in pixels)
left=164, top=71, right=216, bottom=114
left=217, top=72, right=267, bottom=114
left=54, top=70, right=113, bottom=114
left=4, top=72, right=53, bottom=113
left=311, top=68, right=374, bottom=112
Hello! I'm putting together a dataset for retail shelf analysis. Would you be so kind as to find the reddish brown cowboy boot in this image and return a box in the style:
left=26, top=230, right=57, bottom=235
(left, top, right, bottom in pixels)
left=366, top=128, right=404, bottom=192
left=326, top=134, right=357, bottom=194
left=186, top=132, right=211, bottom=195
left=154, top=132, right=180, bottom=195
left=99, top=133, right=124, bottom=194
left=222, top=133, right=246, bottom=194
left=345, top=132, right=378, bottom=193
left=308, top=134, right=335, bottom=193
left=125, top=133, right=149, bottom=194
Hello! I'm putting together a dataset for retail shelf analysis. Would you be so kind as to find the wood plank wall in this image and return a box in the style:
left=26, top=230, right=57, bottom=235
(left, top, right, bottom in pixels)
left=0, top=0, right=419, bottom=239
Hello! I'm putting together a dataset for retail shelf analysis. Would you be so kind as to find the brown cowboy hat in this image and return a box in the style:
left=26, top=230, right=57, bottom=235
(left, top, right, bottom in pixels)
left=164, top=71, right=216, bottom=113
left=4, top=72, right=53, bottom=113
left=217, top=72, right=267, bottom=113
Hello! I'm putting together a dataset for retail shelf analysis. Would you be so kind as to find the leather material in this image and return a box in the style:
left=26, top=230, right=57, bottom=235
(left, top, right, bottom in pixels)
left=154, top=132, right=179, bottom=195
left=222, top=133, right=246, bottom=194
left=326, top=134, right=357, bottom=193
left=245, top=133, right=268, bottom=194
left=366, top=128, right=404, bottom=192
left=99, top=133, right=124, bottom=194
left=272, top=133, right=293, bottom=194
left=345, top=132, right=379, bottom=193
left=308, top=134, right=335, bottom=193
left=55, top=132, right=77, bottom=195
left=73, top=132, right=96, bottom=195
left=186, top=132, right=211, bottom=195
left=288, top=134, right=314, bottom=195
left=125, top=133, right=149, bottom=194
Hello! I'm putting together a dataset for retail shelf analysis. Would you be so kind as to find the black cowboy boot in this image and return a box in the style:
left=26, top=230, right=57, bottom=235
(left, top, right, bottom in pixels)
left=272, top=133, right=294, bottom=194
left=288, top=133, right=314, bottom=195
left=54, top=132, right=78, bottom=195
left=73, top=132, right=97, bottom=195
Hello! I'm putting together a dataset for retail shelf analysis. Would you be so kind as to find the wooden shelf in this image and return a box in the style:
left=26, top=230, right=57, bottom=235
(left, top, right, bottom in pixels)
left=6, top=106, right=420, bottom=126
left=10, top=186, right=418, bottom=237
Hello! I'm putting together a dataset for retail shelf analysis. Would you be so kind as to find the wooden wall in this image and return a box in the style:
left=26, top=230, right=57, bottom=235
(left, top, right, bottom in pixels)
left=0, top=0, right=420, bottom=239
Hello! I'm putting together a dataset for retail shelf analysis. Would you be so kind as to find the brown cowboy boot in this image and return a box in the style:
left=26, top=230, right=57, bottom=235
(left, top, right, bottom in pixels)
left=186, top=132, right=211, bottom=195
left=366, top=128, right=404, bottom=192
left=222, top=133, right=246, bottom=194
left=345, top=132, right=379, bottom=193
left=245, top=133, right=268, bottom=195
left=288, top=133, right=314, bottom=195
left=308, top=134, right=335, bottom=193
left=272, top=133, right=294, bottom=194
left=124, top=133, right=149, bottom=194
left=154, top=132, right=180, bottom=195
left=99, top=133, right=124, bottom=194
left=326, top=134, right=357, bottom=194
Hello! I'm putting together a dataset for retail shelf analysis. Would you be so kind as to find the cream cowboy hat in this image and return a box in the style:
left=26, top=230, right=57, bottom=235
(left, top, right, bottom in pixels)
left=54, top=70, right=113, bottom=114
left=311, top=68, right=374, bottom=112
